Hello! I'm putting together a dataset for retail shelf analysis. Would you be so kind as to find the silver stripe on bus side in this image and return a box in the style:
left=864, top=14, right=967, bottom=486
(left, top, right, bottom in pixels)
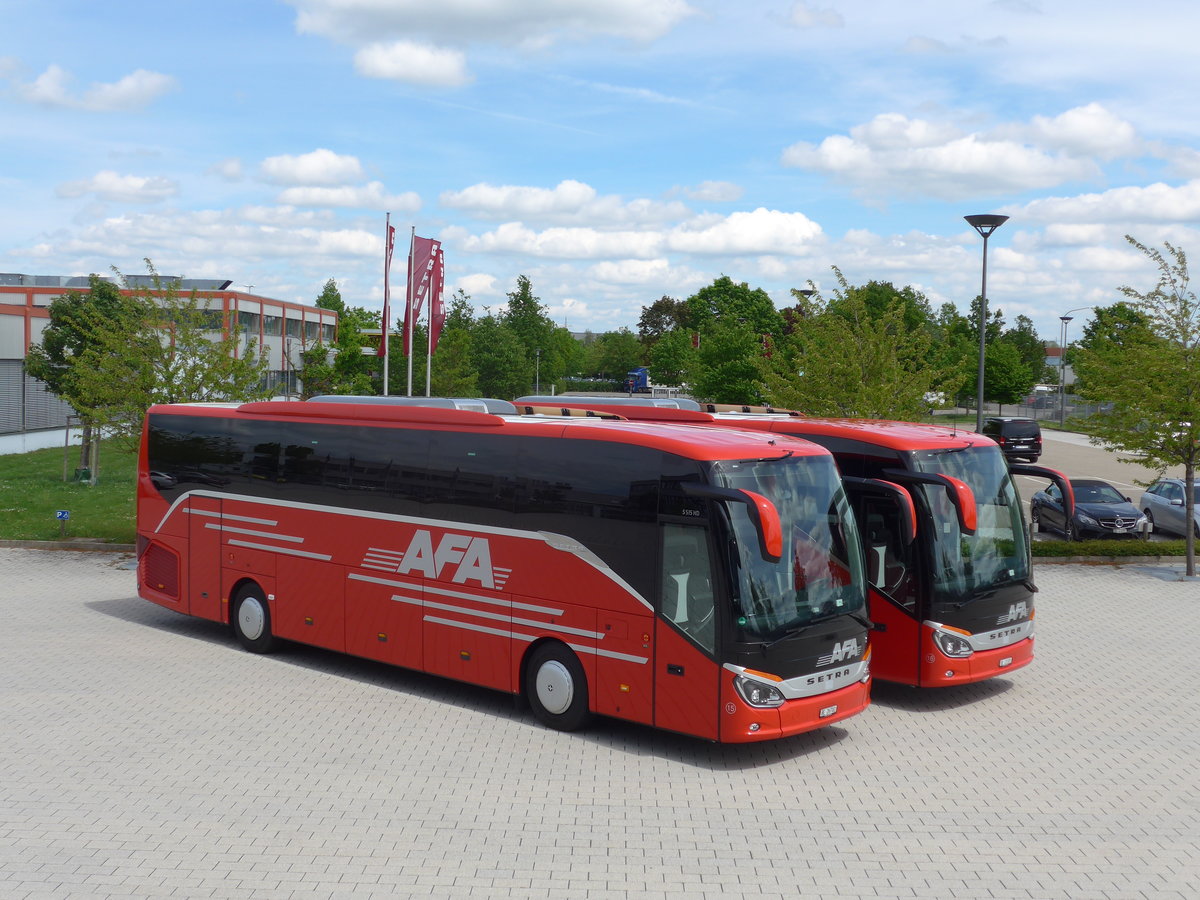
left=392, top=593, right=604, bottom=641
left=422, top=616, right=649, bottom=665
left=348, top=572, right=564, bottom=616
left=204, top=523, right=306, bottom=544
left=226, top=539, right=333, bottom=561
left=184, top=507, right=279, bottom=526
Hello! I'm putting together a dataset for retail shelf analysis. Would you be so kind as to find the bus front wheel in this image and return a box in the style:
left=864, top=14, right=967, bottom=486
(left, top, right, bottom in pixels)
left=525, top=643, right=591, bottom=732
left=232, top=584, right=278, bottom=654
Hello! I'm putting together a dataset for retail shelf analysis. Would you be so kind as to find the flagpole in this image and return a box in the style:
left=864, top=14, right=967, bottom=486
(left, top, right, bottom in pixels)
left=382, top=213, right=391, bottom=396
left=405, top=227, right=415, bottom=396
left=425, top=262, right=433, bottom=397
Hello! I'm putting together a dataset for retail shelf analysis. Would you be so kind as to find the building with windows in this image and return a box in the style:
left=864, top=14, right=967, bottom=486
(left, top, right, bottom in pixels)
left=0, top=274, right=338, bottom=436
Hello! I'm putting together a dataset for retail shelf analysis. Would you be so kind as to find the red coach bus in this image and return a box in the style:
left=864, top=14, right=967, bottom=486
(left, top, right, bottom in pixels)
left=516, top=397, right=1071, bottom=688
left=137, top=400, right=872, bottom=742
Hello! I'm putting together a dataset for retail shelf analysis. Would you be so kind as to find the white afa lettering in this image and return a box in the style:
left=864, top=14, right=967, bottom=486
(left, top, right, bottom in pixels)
left=396, top=529, right=496, bottom=589
left=831, top=638, right=860, bottom=663
left=396, top=530, right=436, bottom=578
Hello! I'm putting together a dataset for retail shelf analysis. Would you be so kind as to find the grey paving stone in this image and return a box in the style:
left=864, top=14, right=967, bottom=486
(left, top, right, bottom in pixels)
left=2, top=550, right=1198, bottom=899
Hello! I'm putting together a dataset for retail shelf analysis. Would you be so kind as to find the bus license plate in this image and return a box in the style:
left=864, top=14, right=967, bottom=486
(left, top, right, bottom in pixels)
left=819, top=705, right=838, bottom=718
left=998, top=657, right=1013, bottom=668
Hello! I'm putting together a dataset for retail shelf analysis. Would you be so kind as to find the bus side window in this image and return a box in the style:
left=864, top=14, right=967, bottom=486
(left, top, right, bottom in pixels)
left=660, top=524, right=716, bottom=654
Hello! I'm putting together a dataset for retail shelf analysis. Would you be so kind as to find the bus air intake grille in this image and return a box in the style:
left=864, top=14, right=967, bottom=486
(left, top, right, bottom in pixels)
left=142, top=543, right=180, bottom=599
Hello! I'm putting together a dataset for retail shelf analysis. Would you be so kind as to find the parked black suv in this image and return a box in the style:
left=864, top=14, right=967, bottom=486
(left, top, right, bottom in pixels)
left=982, top=416, right=1042, bottom=463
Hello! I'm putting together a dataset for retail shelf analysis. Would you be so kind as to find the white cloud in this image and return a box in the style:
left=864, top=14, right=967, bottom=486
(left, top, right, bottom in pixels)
left=782, top=112, right=1099, bottom=198
left=83, top=69, right=177, bottom=111
left=276, top=181, right=421, bottom=210
left=668, top=208, right=822, bottom=254
left=789, top=3, right=843, bottom=29
left=441, top=180, right=689, bottom=225
left=461, top=222, right=664, bottom=259
left=259, top=149, right=366, bottom=186
left=289, top=0, right=695, bottom=46
left=207, top=158, right=244, bottom=181
left=455, top=273, right=499, bottom=297
left=354, top=41, right=471, bottom=88
left=240, top=205, right=337, bottom=226
left=1000, top=103, right=1142, bottom=161
left=55, top=171, right=178, bottom=203
left=586, top=258, right=673, bottom=284
left=1014, top=180, right=1200, bottom=224
left=16, top=64, right=175, bottom=111
left=681, top=181, right=743, bottom=203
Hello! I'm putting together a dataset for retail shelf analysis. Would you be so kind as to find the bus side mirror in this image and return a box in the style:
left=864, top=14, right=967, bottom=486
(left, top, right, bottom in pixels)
left=882, top=469, right=977, bottom=536
left=1010, top=464, right=1074, bottom=523
left=679, top=483, right=783, bottom=563
left=843, top=477, right=917, bottom=544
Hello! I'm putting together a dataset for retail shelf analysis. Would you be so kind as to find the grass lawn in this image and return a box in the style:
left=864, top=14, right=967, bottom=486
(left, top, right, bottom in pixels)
left=0, top=440, right=136, bottom=544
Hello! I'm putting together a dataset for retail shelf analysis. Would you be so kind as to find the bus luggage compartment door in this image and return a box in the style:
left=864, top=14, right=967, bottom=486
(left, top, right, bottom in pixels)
left=187, top=495, right=223, bottom=622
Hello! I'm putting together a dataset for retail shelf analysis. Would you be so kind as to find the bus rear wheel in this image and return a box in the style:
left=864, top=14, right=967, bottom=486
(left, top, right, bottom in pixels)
left=232, top=584, right=278, bottom=654
left=525, top=643, right=591, bottom=732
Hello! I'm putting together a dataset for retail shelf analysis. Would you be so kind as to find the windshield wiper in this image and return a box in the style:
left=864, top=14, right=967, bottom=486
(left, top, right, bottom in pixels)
left=760, top=622, right=814, bottom=650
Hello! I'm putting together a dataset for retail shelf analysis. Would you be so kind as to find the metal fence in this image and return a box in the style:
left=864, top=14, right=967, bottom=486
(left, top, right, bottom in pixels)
left=0, top=359, right=76, bottom=435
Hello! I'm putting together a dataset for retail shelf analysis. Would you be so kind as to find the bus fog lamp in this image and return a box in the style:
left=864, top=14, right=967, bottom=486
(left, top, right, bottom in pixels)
left=733, top=675, right=785, bottom=708
left=933, top=632, right=973, bottom=658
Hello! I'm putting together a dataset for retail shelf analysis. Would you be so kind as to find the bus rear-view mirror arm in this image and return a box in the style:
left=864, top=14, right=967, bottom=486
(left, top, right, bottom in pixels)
left=679, top=482, right=783, bottom=563
left=881, top=469, right=978, bottom=535
left=842, top=477, right=917, bottom=545
left=1009, top=464, right=1075, bottom=523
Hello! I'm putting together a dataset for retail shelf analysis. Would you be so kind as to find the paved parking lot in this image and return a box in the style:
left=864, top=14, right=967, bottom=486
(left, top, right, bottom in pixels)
left=2, top=548, right=1197, bottom=899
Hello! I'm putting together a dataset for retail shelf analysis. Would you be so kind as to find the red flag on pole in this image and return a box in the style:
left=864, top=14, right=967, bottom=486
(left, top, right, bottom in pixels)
left=404, top=235, right=439, bottom=357
left=377, top=220, right=396, bottom=357
left=429, top=248, right=446, bottom=353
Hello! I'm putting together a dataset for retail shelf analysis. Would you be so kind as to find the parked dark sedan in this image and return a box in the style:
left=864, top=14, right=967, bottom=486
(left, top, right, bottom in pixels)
left=1030, top=478, right=1147, bottom=540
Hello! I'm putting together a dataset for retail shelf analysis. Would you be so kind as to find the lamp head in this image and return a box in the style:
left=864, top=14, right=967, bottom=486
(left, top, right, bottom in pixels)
left=964, top=214, right=1009, bottom=237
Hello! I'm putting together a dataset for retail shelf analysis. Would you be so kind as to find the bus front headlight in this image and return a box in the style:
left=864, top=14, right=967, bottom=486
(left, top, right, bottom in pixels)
left=733, top=675, right=785, bottom=708
left=933, top=631, right=973, bottom=658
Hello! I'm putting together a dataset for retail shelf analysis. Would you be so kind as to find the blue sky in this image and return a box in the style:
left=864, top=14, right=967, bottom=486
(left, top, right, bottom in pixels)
left=4, top=0, right=1199, bottom=344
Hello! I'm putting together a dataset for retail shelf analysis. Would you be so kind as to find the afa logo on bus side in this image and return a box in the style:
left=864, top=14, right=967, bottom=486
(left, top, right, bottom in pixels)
left=370, top=528, right=511, bottom=589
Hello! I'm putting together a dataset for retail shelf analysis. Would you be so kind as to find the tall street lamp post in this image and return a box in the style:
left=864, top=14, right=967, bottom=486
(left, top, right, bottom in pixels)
left=965, top=214, right=1009, bottom=432
left=535, top=348, right=541, bottom=394
left=1058, top=306, right=1093, bottom=427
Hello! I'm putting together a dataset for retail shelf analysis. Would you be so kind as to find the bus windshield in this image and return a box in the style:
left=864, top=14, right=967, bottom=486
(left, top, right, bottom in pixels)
left=712, top=455, right=866, bottom=642
left=910, top=444, right=1029, bottom=603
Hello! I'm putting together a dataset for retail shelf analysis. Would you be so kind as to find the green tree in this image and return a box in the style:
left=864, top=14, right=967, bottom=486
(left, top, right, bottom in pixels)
left=637, top=296, right=687, bottom=344
left=648, top=329, right=696, bottom=386
left=503, top=275, right=561, bottom=388
left=429, top=289, right=480, bottom=396
left=296, top=280, right=377, bottom=398
left=1074, top=237, right=1200, bottom=574
left=593, top=329, right=643, bottom=382
left=689, top=322, right=763, bottom=404
left=473, top=315, right=530, bottom=399
left=314, top=277, right=346, bottom=316
left=73, top=263, right=271, bottom=452
left=24, top=274, right=150, bottom=480
left=684, top=275, right=783, bottom=337
left=761, top=272, right=956, bottom=418
left=1000, top=314, right=1053, bottom=384
left=981, top=341, right=1035, bottom=412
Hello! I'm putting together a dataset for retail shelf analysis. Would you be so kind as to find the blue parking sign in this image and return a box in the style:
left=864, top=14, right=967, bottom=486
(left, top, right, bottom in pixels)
left=56, top=510, right=70, bottom=521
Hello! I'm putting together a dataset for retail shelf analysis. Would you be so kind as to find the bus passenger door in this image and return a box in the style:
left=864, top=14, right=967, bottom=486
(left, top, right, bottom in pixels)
left=653, top=524, right=720, bottom=740
left=187, top=494, right=223, bottom=621
left=850, top=490, right=921, bottom=686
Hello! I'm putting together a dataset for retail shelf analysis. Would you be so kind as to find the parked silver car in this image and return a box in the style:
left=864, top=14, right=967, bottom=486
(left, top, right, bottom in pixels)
left=1139, top=478, right=1200, bottom=538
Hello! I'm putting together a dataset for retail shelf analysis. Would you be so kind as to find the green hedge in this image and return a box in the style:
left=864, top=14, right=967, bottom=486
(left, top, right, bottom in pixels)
left=1031, top=538, right=1190, bottom=558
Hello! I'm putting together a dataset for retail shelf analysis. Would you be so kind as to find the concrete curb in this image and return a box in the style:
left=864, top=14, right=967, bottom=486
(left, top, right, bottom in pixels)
left=0, top=540, right=135, bottom=552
